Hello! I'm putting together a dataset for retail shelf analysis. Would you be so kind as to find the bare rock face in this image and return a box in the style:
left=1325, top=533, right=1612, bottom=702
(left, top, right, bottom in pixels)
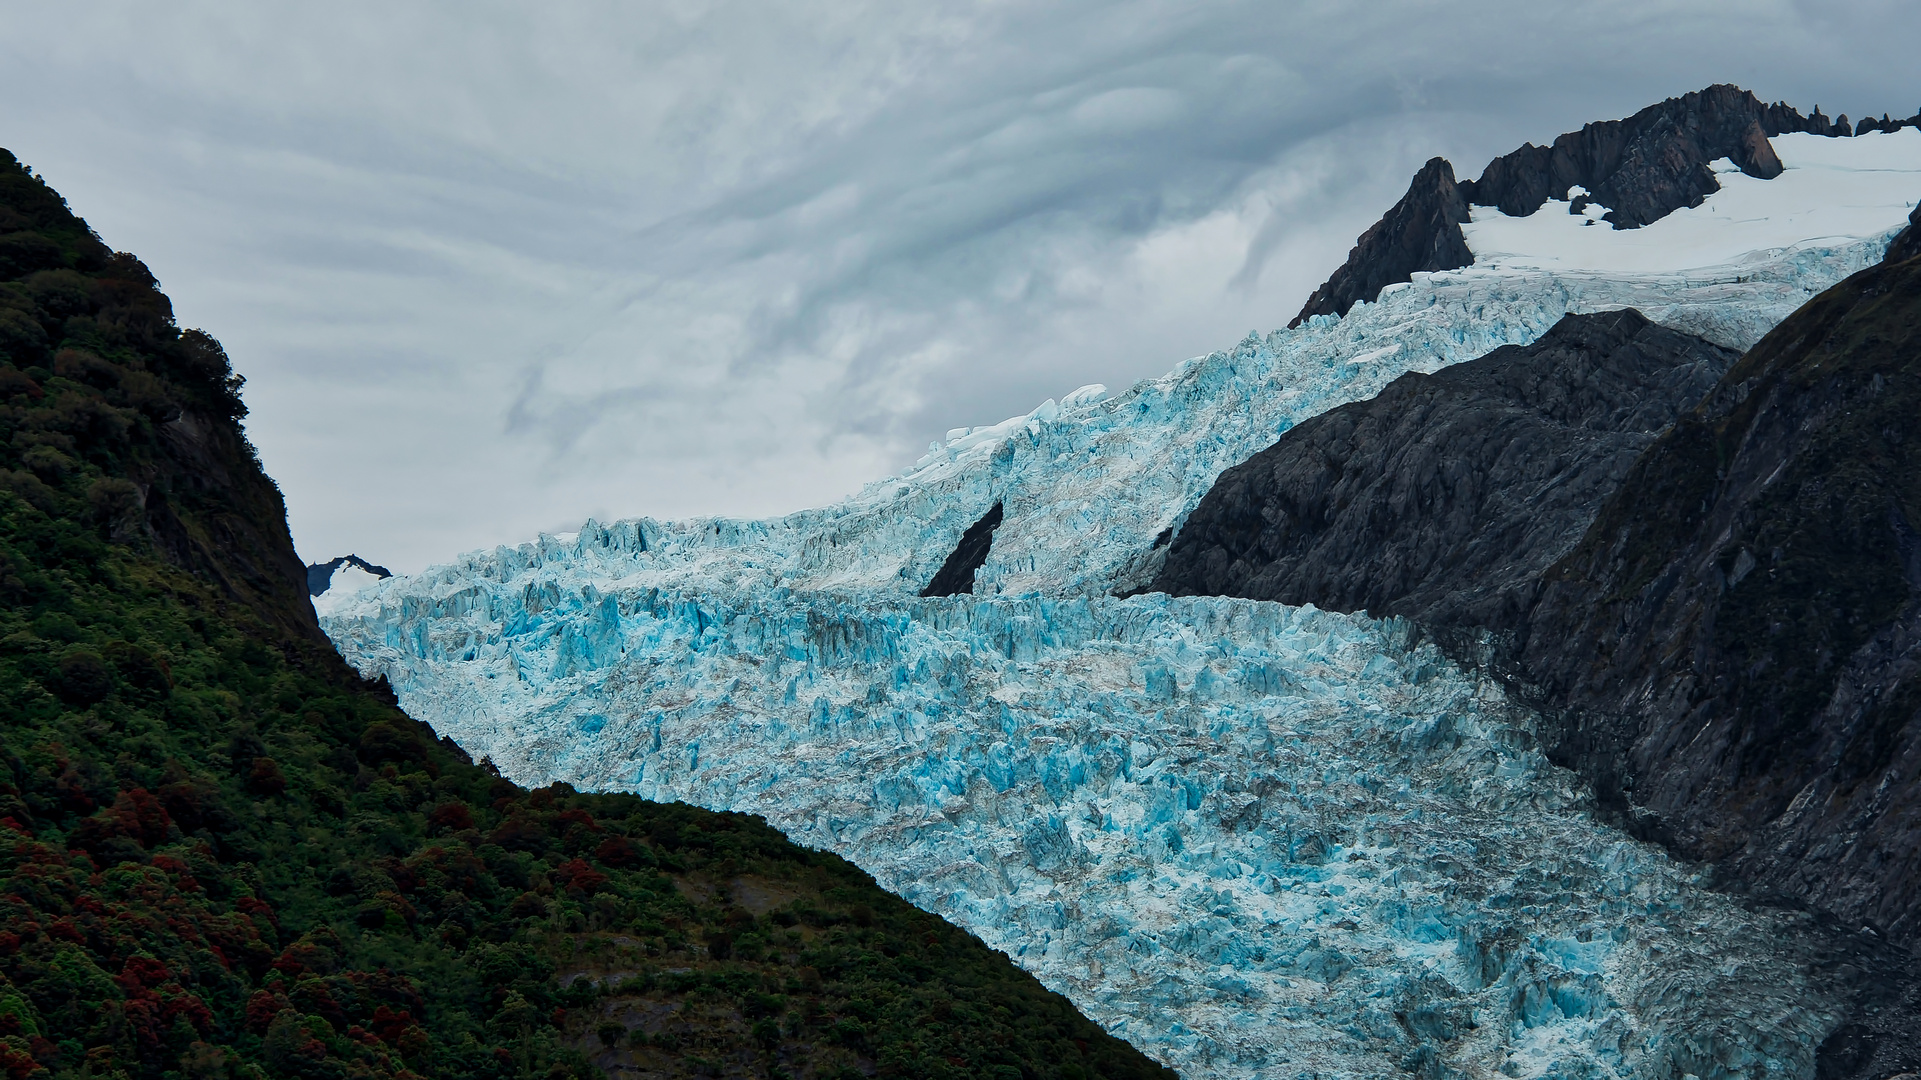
left=1151, top=309, right=1738, bottom=633
left=1516, top=238, right=1921, bottom=947
left=1497, top=238, right=1921, bottom=1078
left=1459, top=84, right=1800, bottom=229
left=921, top=501, right=1003, bottom=596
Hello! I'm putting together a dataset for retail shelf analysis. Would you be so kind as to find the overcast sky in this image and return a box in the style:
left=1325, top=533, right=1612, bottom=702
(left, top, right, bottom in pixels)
left=3, top=2, right=1916, bottom=572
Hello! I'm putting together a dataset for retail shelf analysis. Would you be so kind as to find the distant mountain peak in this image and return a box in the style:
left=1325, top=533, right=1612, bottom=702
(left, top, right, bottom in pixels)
left=1291, top=84, right=1921, bottom=328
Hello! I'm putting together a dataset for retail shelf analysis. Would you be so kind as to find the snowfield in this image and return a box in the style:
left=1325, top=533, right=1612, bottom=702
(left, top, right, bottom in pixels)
left=1463, top=129, right=1921, bottom=274
left=321, top=130, right=1921, bottom=1080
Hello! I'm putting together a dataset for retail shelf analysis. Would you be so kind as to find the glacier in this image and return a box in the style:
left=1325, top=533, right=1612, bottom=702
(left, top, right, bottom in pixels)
left=321, top=130, right=1921, bottom=1080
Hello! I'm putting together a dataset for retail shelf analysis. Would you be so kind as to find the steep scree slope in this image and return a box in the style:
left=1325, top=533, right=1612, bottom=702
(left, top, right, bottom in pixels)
left=0, top=149, right=1173, bottom=1080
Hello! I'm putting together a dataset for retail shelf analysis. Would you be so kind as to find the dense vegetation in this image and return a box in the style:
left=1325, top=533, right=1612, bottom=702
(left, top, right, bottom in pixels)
left=0, top=149, right=1177, bottom=1080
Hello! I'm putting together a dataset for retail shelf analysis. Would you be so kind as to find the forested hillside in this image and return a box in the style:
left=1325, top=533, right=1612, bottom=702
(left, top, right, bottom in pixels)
left=0, top=149, right=1175, bottom=1080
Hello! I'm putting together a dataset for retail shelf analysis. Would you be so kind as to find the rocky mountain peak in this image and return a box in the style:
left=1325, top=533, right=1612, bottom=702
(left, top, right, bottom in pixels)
left=1291, top=84, right=1905, bottom=328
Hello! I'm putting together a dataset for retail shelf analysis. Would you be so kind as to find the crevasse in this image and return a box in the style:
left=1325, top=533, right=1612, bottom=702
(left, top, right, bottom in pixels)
left=323, top=211, right=1911, bottom=1078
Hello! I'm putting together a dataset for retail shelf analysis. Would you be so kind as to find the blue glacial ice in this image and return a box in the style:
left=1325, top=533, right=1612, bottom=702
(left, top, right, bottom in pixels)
left=322, top=232, right=1907, bottom=1079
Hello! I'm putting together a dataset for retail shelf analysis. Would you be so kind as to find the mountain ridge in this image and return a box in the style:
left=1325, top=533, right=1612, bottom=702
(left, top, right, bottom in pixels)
left=1292, top=84, right=1921, bottom=327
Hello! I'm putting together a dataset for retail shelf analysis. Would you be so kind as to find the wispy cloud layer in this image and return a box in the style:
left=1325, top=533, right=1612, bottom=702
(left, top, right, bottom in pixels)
left=3, top=1, right=1915, bottom=569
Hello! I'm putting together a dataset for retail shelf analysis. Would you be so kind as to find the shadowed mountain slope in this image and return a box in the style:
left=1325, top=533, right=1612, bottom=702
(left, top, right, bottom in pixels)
left=1149, top=309, right=1739, bottom=629
left=1514, top=208, right=1921, bottom=945
left=1154, top=204, right=1921, bottom=1080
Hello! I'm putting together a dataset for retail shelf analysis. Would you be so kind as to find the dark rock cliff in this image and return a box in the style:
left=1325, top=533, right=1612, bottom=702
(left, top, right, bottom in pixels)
left=1151, top=309, right=1738, bottom=628
left=921, top=501, right=1004, bottom=597
left=1291, top=85, right=1876, bottom=327
left=1514, top=232, right=1921, bottom=948
left=1458, top=84, right=1795, bottom=229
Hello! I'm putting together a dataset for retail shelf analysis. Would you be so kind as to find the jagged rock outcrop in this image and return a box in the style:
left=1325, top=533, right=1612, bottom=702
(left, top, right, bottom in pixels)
left=920, top=501, right=1002, bottom=596
left=1459, top=84, right=1801, bottom=228
left=1289, top=157, right=1472, bottom=326
left=307, top=552, right=393, bottom=595
left=1292, top=85, right=1881, bottom=327
left=1854, top=110, right=1921, bottom=137
left=1151, top=309, right=1738, bottom=627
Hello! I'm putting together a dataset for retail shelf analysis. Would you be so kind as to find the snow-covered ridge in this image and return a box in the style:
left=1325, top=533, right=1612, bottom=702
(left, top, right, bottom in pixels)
left=1464, top=130, right=1921, bottom=274
left=322, top=129, right=1921, bottom=1079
